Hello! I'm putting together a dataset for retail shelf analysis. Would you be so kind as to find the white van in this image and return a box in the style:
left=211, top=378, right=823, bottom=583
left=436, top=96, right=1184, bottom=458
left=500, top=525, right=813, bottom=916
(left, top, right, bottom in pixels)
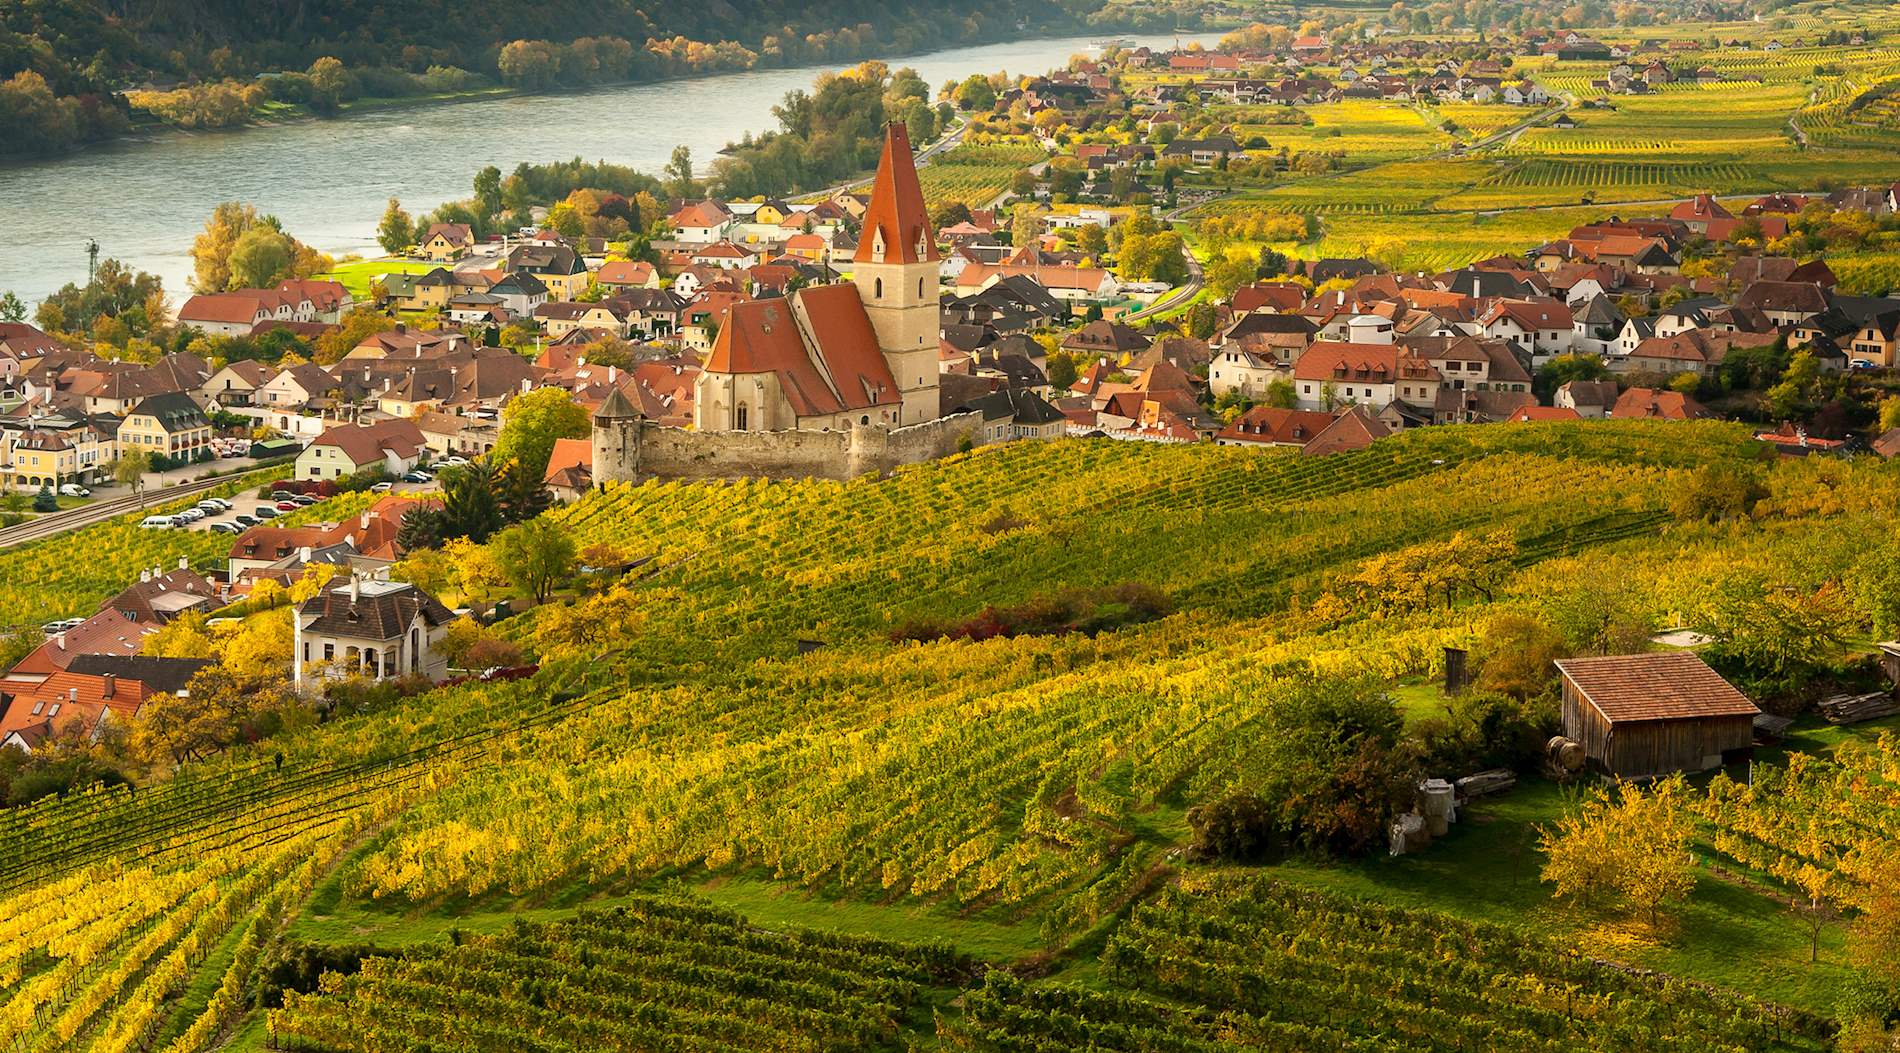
left=139, top=515, right=176, bottom=529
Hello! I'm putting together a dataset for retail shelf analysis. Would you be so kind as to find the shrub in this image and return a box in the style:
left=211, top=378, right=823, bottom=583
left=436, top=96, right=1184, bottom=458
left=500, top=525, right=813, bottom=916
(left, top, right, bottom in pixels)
left=1187, top=790, right=1281, bottom=862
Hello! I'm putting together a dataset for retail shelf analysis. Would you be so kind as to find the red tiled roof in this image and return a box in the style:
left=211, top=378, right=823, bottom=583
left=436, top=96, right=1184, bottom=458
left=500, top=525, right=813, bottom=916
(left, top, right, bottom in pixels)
left=1506, top=406, right=1583, bottom=422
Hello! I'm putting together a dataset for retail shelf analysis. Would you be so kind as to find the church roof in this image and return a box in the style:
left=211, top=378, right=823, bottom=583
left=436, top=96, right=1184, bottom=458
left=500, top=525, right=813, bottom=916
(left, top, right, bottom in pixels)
left=704, top=286, right=901, bottom=418
left=854, top=122, right=937, bottom=266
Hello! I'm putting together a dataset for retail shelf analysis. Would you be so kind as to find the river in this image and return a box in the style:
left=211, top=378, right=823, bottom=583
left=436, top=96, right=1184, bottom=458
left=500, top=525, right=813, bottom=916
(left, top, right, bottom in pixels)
left=0, top=30, right=1222, bottom=308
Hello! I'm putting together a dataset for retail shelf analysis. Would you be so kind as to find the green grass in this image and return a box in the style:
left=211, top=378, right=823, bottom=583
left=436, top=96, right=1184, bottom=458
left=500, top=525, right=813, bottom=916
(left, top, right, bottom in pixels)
left=692, top=875, right=1049, bottom=962
left=317, top=257, right=439, bottom=300
left=1266, top=779, right=1854, bottom=1015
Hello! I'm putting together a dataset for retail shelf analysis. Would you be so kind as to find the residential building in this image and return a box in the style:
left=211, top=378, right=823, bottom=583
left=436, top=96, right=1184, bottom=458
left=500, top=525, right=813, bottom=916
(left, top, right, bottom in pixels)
left=293, top=577, right=455, bottom=686
left=117, top=392, right=212, bottom=463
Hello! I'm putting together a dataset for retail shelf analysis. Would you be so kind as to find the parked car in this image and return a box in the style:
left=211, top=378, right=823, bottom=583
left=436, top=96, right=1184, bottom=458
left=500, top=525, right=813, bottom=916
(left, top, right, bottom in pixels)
left=195, top=501, right=223, bottom=514
left=254, top=506, right=279, bottom=519
left=41, top=618, right=82, bottom=634
left=209, top=522, right=241, bottom=534
left=140, top=516, right=176, bottom=529
left=291, top=494, right=318, bottom=506
left=403, top=471, right=434, bottom=484
left=175, top=508, right=205, bottom=523
left=205, top=498, right=232, bottom=511
left=233, top=514, right=259, bottom=527
left=271, top=490, right=294, bottom=501
left=275, top=501, right=298, bottom=511
left=58, top=484, right=90, bottom=498
left=445, top=456, right=470, bottom=466
left=371, top=482, right=394, bottom=493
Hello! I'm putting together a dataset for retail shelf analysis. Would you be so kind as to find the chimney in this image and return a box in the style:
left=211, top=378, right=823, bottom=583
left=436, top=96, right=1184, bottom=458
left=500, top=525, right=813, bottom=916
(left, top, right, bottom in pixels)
left=140, top=569, right=150, bottom=583
left=178, top=556, right=188, bottom=570
left=55, top=632, right=66, bottom=650
left=395, top=322, right=407, bottom=335
left=102, top=673, right=115, bottom=699
left=299, top=545, right=311, bottom=562
left=68, top=687, right=78, bottom=702
left=349, top=574, right=361, bottom=603
left=607, top=366, right=617, bottom=384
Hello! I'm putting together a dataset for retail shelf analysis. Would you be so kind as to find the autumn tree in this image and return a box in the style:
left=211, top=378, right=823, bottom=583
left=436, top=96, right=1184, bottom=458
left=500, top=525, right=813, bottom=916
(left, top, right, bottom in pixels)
left=307, top=56, right=350, bottom=113
left=492, top=516, right=577, bottom=604
left=1541, top=777, right=1697, bottom=929
left=229, top=225, right=295, bottom=288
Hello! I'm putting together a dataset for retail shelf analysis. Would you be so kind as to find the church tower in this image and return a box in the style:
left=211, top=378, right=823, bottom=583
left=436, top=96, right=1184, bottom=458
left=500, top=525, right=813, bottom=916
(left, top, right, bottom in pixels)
left=853, top=121, right=941, bottom=427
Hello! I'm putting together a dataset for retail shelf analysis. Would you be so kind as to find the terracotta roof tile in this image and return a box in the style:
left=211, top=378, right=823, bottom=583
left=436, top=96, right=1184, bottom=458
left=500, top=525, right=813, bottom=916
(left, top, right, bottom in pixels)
left=1556, top=652, right=1759, bottom=723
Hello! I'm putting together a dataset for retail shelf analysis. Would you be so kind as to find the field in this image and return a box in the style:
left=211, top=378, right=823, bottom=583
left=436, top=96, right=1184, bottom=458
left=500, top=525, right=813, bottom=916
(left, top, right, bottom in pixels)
left=916, top=141, right=1045, bottom=212
left=1184, top=28, right=1900, bottom=272
left=315, top=258, right=440, bottom=300
left=10, top=421, right=1900, bottom=1048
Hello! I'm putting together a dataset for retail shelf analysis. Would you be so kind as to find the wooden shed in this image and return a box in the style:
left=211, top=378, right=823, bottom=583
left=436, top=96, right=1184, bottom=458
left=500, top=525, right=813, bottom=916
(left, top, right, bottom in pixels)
left=1554, top=652, right=1760, bottom=779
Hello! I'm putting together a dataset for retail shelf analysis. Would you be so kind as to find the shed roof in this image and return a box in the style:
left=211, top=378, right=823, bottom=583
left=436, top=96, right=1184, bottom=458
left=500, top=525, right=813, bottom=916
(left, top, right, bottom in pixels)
left=1555, top=651, right=1759, bottom=723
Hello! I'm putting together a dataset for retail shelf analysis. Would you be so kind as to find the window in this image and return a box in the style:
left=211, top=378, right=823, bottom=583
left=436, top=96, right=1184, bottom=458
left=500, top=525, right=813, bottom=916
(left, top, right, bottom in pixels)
left=735, top=404, right=749, bottom=431
left=323, top=643, right=334, bottom=661
left=874, top=278, right=883, bottom=299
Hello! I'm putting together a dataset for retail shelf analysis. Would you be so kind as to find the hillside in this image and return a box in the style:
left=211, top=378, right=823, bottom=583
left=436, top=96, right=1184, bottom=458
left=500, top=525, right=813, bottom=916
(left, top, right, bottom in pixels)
left=8, top=422, right=1900, bottom=1048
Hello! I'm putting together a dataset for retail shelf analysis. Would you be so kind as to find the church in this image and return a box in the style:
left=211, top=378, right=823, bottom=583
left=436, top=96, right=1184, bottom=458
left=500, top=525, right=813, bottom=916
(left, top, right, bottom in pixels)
left=692, top=121, right=942, bottom=433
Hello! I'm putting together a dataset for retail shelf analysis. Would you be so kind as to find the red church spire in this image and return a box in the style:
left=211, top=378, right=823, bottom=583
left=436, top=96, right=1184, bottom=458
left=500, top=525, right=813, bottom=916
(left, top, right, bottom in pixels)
left=854, top=121, right=937, bottom=265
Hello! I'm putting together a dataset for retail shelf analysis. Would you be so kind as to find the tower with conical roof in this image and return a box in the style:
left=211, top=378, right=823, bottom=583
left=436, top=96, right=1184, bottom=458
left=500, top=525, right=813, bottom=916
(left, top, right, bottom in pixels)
left=852, top=121, right=941, bottom=426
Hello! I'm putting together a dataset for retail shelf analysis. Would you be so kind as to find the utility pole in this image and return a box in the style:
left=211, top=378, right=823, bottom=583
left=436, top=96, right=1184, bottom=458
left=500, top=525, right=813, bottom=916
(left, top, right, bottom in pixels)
left=85, top=240, right=99, bottom=284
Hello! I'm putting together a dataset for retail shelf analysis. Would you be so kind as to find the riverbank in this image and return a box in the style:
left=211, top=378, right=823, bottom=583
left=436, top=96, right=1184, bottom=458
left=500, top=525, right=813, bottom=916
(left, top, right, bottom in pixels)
left=0, top=27, right=1229, bottom=307
left=5, top=19, right=1227, bottom=169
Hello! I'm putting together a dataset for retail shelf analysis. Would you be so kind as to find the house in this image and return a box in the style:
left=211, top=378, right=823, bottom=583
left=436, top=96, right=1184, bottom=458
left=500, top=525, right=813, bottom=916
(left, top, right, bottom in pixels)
left=1302, top=405, right=1391, bottom=456
left=293, top=576, right=455, bottom=686
left=543, top=437, right=593, bottom=503
left=670, top=201, right=734, bottom=245
left=1214, top=406, right=1337, bottom=449
left=416, top=411, right=498, bottom=458
left=202, top=360, right=277, bottom=407
left=1290, top=343, right=1440, bottom=413
left=256, top=363, right=338, bottom=409
left=595, top=260, right=660, bottom=290
left=957, top=388, right=1067, bottom=444
left=689, top=123, right=942, bottom=432
left=118, top=392, right=212, bottom=463
left=1669, top=194, right=1733, bottom=236
left=1555, top=379, right=1620, bottom=418
left=1555, top=652, right=1759, bottom=778
left=1159, top=137, right=1244, bottom=165
left=1062, top=321, right=1151, bottom=359
left=487, top=272, right=550, bottom=319
left=0, top=655, right=215, bottom=753
left=420, top=223, right=475, bottom=260
left=1, top=424, right=116, bottom=491
left=1609, top=387, right=1714, bottom=420
left=296, top=419, right=427, bottom=481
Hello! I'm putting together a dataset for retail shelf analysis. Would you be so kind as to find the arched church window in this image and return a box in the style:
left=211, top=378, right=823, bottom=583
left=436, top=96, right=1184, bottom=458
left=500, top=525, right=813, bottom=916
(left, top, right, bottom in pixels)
left=874, top=278, right=883, bottom=299
left=736, top=404, right=749, bottom=431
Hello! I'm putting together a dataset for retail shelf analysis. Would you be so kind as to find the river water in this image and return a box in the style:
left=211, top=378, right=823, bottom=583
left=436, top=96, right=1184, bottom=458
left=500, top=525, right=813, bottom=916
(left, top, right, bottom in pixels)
left=0, top=30, right=1221, bottom=307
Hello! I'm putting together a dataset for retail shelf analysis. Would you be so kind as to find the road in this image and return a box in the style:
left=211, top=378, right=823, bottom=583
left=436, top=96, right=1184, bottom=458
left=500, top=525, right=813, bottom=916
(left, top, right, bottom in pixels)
left=0, top=473, right=254, bottom=550
left=812, top=118, right=973, bottom=200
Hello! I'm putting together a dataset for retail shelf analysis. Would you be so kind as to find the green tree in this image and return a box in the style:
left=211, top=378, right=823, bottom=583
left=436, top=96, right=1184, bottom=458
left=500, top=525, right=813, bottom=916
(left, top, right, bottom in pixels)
left=32, top=486, right=56, bottom=513
left=664, top=146, right=698, bottom=199
left=376, top=198, right=414, bottom=255
left=115, top=447, right=151, bottom=506
left=1765, top=349, right=1820, bottom=420
left=492, top=388, right=590, bottom=479
left=955, top=73, right=996, bottom=111
left=473, top=165, right=504, bottom=218
left=1264, top=377, right=1297, bottom=409
left=1046, top=351, right=1078, bottom=391
left=0, top=291, right=24, bottom=323
left=492, top=517, right=577, bottom=604
left=439, top=462, right=505, bottom=542
left=228, top=226, right=295, bottom=289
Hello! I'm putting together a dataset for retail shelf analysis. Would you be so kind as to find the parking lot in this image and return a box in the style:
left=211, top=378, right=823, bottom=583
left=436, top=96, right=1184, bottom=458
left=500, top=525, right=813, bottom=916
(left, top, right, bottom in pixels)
left=143, top=470, right=449, bottom=535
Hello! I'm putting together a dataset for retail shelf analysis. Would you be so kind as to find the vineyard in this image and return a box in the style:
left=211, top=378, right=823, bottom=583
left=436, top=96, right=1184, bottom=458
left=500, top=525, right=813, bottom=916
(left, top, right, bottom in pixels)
left=10, top=422, right=1900, bottom=1047
left=917, top=141, right=1045, bottom=211
left=0, top=480, right=373, bottom=630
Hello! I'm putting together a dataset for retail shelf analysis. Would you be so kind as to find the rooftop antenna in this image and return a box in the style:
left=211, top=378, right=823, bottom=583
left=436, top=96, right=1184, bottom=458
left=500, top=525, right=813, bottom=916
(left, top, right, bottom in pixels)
left=85, top=239, right=99, bottom=284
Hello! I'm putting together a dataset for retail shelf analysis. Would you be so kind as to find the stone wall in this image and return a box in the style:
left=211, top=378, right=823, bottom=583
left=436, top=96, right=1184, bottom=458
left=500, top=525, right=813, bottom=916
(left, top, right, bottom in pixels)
left=592, top=412, right=984, bottom=484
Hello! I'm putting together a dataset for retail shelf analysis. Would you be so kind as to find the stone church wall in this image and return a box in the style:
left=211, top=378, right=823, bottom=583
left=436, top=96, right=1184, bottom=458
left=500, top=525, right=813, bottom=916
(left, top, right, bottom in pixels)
left=592, top=412, right=984, bottom=484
